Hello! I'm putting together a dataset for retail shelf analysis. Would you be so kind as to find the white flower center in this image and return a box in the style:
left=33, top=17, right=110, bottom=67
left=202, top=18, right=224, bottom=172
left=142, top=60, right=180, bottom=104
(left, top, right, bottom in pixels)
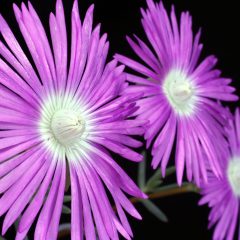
left=39, top=94, right=91, bottom=158
left=162, top=69, right=197, bottom=116
left=227, top=156, right=240, bottom=197
left=51, top=109, right=85, bottom=147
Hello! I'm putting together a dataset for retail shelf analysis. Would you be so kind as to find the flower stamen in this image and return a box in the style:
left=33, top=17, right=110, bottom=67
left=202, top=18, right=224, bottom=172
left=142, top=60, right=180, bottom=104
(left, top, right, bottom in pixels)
left=227, top=156, right=240, bottom=197
left=163, top=69, right=197, bottom=116
left=51, top=109, right=86, bottom=147
left=39, top=94, right=90, bottom=157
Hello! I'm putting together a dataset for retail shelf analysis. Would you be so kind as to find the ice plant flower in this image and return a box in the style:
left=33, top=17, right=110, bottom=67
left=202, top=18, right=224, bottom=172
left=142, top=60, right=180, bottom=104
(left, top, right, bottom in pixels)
left=0, top=1, right=146, bottom=239
left=115, top=0, right=238, bottom=186
left=199, top=109, right=240, bottom=240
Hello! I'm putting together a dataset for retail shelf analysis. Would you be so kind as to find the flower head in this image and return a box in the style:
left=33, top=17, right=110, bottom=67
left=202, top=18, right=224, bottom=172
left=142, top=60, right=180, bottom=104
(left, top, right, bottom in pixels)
left=0, top=1, right=146, bottom=239
left=199, top=109, right=240, bottom=240
left=115, top=0, right=238, bottom=185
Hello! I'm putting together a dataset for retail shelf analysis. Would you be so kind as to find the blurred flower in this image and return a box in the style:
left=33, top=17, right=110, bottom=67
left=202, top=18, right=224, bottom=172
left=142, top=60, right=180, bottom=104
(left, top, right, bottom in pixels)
left=199, top=109, right=240, bottom=240
left=115, top=0, right=238, bottom=185
left=0, top=0, right=146, bottom=239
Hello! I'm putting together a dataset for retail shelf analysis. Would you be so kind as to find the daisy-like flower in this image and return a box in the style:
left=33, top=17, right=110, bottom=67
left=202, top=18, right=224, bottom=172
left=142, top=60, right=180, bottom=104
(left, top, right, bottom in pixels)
left=199, top=109, right=240, bottom=240
left=115, top=0, right=238, bottom=185
left=0, top=1, right=146, bottom=239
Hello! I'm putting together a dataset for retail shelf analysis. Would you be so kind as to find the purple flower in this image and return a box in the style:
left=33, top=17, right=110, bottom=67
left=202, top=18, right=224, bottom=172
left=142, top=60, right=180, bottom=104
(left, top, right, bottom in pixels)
left=115, top=0, right=238, bottom=186
left=0, top=1, right=146, bottom=239
left=199, top=109, right=240, bottom=240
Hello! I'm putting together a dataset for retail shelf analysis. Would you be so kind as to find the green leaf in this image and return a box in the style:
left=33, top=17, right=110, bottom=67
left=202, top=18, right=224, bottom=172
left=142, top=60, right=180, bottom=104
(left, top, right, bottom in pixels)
left=62, top=205, right=71, bottom=214
left=144, top=166, right=176, bottom=193
left=138, top=151, right=146, bottom=189
left=164, top=166, right=176, bottom=177
left=152, top=183, right=179, bottom=193
left=141, top=199, right=168, bottom=222
left=144, top=170, right=161, bottom=192
left=149, top=166, right=175, bottom=184
left=64, top=195, right=71, bottom=203
left=145, top=178, right=163, bottom=192
left=146, top=169, right=161, bottom=185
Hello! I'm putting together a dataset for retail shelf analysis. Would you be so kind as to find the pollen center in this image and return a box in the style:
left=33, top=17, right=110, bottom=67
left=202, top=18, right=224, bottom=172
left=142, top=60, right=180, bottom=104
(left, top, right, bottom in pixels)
left=163, top=69, right=197, bottom=116
left=171, top=81, right=193, bottom=102
left=227, top=156, right=240, bottom=197
left=39, top=94, right=91, bottom=157
left=51, top=109, right=85, bottom=147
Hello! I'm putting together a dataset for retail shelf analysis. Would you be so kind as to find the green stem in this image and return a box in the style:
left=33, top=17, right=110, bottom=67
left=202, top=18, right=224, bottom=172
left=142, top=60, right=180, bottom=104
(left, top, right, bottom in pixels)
left=130, top=183, right=199, bottom=205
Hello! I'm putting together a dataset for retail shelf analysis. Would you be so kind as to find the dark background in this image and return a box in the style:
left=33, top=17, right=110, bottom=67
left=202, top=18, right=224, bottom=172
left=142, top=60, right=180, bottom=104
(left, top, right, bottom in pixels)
left=0, top=0, right=240, bottom=239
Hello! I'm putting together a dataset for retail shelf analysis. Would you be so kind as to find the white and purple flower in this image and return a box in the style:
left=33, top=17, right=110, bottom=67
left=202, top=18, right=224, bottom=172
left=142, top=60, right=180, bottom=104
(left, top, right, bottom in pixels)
left=199, top=109, right=240, bottom=240
left=0, top=1, right=146, bottom=239
left=115, top=0, right=238, bottom=186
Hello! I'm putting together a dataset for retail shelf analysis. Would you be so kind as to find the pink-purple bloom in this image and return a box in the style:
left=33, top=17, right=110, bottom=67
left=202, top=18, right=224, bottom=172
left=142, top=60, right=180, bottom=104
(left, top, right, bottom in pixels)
left=115, top=0, right=238, bottom=186
left=0, top=1, right=146, bottom=239
left=199, top=109, right=240, bottom=240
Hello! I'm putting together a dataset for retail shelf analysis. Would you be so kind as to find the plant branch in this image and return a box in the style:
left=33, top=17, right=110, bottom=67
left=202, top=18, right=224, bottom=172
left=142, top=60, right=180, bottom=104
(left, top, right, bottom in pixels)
left=130, top=183, right=199, bottom=205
